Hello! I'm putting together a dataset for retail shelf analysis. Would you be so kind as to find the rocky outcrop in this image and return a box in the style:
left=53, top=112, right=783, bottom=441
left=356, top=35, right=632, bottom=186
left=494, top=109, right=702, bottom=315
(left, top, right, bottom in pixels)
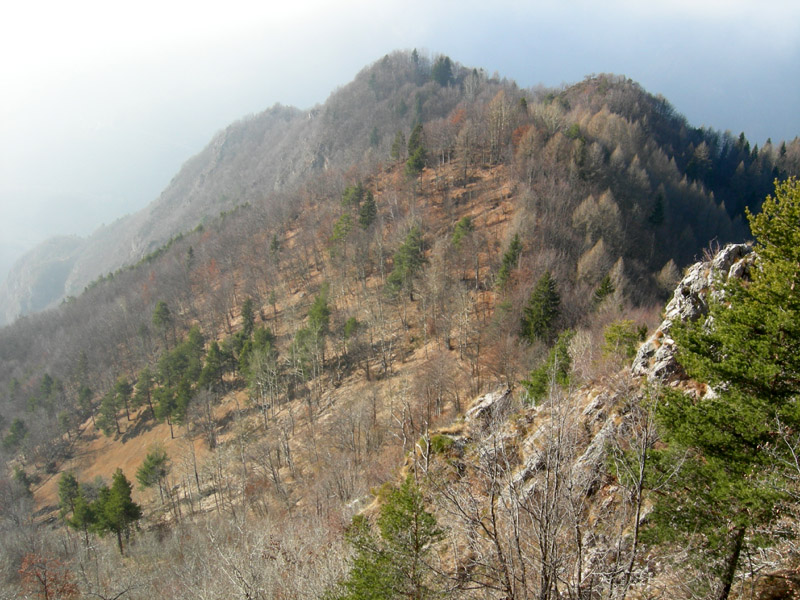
left=632, top=243, right=755, bottom=383
left=465, top=387, right=513, bottom=425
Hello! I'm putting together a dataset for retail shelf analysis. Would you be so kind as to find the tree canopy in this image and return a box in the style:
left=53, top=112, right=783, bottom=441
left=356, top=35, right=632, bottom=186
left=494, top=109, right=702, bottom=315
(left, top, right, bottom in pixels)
left=495, top=233, right=522, bottom=290
left=64, top=469, right=142, bottom=554
left=649, top=177, right=800, bottom=600
left=387, top=225, right=426, bottom=300
left=332, top=477, right=443, bottom=599
left=96, top=469, right=142, bottom=554
left=431, top=55, right=454, bottom=86
left=520, top=270, right=560, bottom=343
left=136, top=446, right=170, bottom=492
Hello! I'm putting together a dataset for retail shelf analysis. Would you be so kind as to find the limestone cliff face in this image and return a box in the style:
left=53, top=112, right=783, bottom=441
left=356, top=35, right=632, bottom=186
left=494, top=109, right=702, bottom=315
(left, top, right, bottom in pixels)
left=632, top=243, right=755, bottom=384
left=420, top=364, right=666, bottom=598
left=428, top=246, right=780, bottom=598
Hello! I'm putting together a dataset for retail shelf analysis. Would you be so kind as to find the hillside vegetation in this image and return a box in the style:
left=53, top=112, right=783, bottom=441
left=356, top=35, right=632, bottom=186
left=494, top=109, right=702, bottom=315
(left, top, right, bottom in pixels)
left=1, top=51, right=800, bottom=599
left=2, top=51, right=799, bottom=323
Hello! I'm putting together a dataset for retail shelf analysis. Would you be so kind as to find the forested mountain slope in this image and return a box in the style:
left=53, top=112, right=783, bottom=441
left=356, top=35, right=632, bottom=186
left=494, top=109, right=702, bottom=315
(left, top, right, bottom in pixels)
left=1, top=51, right=800, bottom=599
left=2, top=51, right=798, bottom=324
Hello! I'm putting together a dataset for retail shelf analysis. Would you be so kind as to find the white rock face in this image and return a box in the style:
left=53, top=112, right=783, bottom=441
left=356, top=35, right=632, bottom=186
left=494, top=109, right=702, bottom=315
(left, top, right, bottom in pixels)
left=465, top=387, right=513, bottom=423
left=632, top=243, right=754, bottom=383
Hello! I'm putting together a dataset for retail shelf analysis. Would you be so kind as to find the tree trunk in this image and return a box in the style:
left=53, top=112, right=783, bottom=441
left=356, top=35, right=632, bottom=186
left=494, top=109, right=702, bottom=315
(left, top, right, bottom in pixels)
left=717, top=526, right=745, bottom=600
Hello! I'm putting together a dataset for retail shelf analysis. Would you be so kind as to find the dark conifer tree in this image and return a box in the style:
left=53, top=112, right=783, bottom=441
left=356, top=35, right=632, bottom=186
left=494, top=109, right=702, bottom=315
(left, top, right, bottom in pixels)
left=649, top=178, right=800, bottom=600
left=520, top=271, right=560, bottom=343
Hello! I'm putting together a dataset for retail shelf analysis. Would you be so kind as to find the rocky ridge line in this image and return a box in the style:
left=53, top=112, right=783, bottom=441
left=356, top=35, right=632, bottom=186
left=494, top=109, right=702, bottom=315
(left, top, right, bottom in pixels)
left=632, top=243, right=754, bottom=384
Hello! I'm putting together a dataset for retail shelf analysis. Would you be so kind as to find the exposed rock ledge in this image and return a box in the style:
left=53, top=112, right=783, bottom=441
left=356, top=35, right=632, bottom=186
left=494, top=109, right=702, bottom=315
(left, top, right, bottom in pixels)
left=632, top=243, right=755, bottom=383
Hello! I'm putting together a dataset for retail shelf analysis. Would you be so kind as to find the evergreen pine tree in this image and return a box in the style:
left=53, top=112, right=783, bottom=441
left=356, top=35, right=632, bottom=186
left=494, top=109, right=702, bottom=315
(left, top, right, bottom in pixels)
left=332, top=477, right=443, bottom=599
left=405, top=123, right=426, bottom=176
left=241, top=298, right=255, bottom=337
left=3, top=418, right=27, bottom=452
left=387, top=225, right=426, bottom=300
left=521, top=330, right=574, bottom=403
left=308, top=283, right=332, bottom=363
left=405, top=147, right=426, bottom=176
left=649, top=178, right=800, bottom=600
left=390, top=131, right=406, bottom=161
left=68, top=491, right=96, bottom=547
left=96, top=391, right=120, bottom=436
left=95, top=469, right=142, bottom=554
left=342, top=182, right=365, bottom=208
left=431, top=55, right=453, bottom=86
left=495, top=233, right=522, bottom=290
left=520, top=270, right=560, bottom=343
left=152, top=300, right=173, bottom=347
left=199, top=341, right=225, bottom=391
left=407, top=123, right=424, bottom=156
left=136, top=446, right=171, bottom=503
left=154, top=387, right=178, bottom=438
left=132, top=367, right=154, bottom=417
left=592, top=274, right=615, bottom=307
left=308, top=283, right=331, bottom=338
left=269, top=234, right=281, bottom=259
left=57, top=472, right=80, bottom=518
left=358, top=191, right=377, bottom=229
left=648, top=193, right=665, bottom=226
left=114, top=376, right=133, bottom=421
left=77, top=385, right=93, bottom=420
left=451, top=216, right=474, bottom=248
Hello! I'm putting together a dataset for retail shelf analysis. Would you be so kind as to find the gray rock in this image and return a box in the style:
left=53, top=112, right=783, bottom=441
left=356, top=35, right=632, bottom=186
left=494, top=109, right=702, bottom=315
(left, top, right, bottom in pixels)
left=465, top=387, right=513, bottom=423
left=632, top=243, right=754, bottom=383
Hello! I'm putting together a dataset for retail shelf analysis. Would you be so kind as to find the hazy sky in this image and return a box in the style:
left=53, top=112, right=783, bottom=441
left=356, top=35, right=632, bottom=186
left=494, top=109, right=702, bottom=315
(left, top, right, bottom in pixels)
left=1, top=0, right=798, bottom=282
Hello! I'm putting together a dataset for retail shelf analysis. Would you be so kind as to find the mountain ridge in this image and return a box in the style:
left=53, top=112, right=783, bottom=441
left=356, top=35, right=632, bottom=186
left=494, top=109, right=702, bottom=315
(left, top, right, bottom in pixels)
left=0, top=51, right=470, bottom=323
left=4, top=51, right=795, bottom=324
left=3, top=51, right=800, bottom=599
